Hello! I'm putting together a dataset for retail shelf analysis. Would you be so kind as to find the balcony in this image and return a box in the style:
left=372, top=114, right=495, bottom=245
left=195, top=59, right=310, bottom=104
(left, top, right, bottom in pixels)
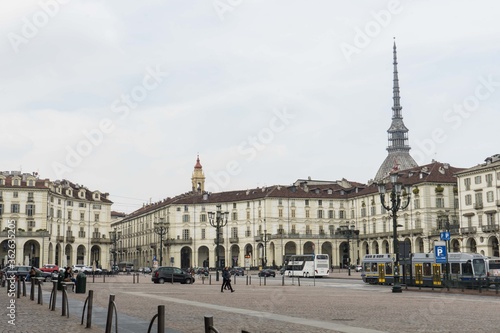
left=150, top=242, right=157, bottom=248
left=56, top=236, right=64, bottom=242
left=66, top=236, right=75, bottom=243
left=213, top=238, right=224, bottom=244
left=166, top=238, right=193, bottom=245
left=474, top=202, right=483, bottom=210
left=461, top=227, right=477, bottom=234
left=91, top=237, right=112, bottom=244
left=496, top=200, right=500, bottom=207
left=482, top=224, right=500, bottom=233
left=0, top=230, right=49, bottom=238
left=229, top=237, right=239, bottom=244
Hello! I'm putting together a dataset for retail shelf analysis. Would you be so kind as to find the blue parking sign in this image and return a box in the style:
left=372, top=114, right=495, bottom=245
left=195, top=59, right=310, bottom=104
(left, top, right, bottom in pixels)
left=440, top=231, right=450, bottom=241
left=435, top=245, right=447, bottom=263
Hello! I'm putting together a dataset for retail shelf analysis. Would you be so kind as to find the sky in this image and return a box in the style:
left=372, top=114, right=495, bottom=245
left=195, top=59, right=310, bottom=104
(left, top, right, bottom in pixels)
left=1, top=1, right=499, bottom=214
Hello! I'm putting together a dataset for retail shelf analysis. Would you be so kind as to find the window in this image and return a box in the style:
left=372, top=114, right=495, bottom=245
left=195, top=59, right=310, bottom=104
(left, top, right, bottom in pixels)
left=13, top=192, right=18, bottom=198
left=93, top=228, right=100, bottom=238
left=305, top=225, right=312, bottom=235
left=465, top=194, right=472, bottom=206
left=436, top=198, right=444, bottom=208
left=94, top=213, right=99, bottom=222
left=278, top=208, right=283, bottom=218
left=182, top=229, right=190, bottom=240
left=80, top=212, right=85, bottom=221
left=486, top=174, right=493, bottom=187
left=57, top=209, right=62, bottom=218
left=0, top=204, right=3, bottom=215
left=291, top=224, right=296, bottom=234
left=414, top=199, right=420, bottom=209
left=371, top=206, right=376, bottom=216
left=278, top=198, right=282, bottom=205
left=291, top=209, right=296, bottom=218
left=201, top=228, right=206, bottom=239
left=28, top=220, right=35, bottom=229
left=317, top=210, right=323, bottom=219
left=68, top=211, right=72, bottom=220
left=328, top=210, right=334, bottom=219
left=11, top=204, right=20, bottom=213
left=486, top=213, right=495, bottom=225
left=278, top=224, right=284, bottom=234
left=475, top=192, right=483, bottom=205
left=351, top=210, right=355, bottom=219
left=246, top=211, right=250, bottom=220
left=464, top=178, right=471, bottom=190
left=26, top=204, right=35, bottom=216
left=79, top=227, right=85, bottom=238
left=474, top=176, right=482, bottom=184
left=231, top=227, right=238, bottom=238
left=67, top=201, right=73, bottom=206
left=27, top=192, right=34, bottom=201
left=305, top=200, right=309, bottom=206
left=182, top=215, right=190, bottom=223
left=246, top=226, right=251, bottom=237
left=200, top=214, right=207, bottom=222
left=79, top=202, right=86, bottom=208
left=487, top=191, right=494, bottom=203
left=361, top=207, right=366, bottom=217
left=233, top=203, right=237, bottom=209
left=329, top=225, right=334, bottom=235
left=232, top=212, right=238, bottom=221
left=318, top=200, right=322, bottom=206
left=184, top=205, right=189, bottom=212
left=339, top=210, right=345, bottom=219
left=305, top=210, right=310, bottom=218
left=93, top=204, right=101, bottom=210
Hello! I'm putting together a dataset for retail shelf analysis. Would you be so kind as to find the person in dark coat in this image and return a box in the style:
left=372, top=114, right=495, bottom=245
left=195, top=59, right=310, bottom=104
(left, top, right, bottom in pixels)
left=221, top=267, right=234, bottom=293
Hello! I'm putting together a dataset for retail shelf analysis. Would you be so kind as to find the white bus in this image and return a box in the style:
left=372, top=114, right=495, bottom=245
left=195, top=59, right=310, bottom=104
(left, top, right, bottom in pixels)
left=486, top=257, right=500, bottom=285
left=284, top=254, right=329, bottom=277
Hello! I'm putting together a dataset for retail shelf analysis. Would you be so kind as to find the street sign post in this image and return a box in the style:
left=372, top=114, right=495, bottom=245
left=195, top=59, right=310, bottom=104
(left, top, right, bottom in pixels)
left=440, top=231, right=450, bottom=241
left=435, top=241, right=447, bottom=264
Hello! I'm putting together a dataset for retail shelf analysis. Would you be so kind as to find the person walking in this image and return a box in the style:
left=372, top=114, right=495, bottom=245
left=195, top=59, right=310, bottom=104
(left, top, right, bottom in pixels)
left=221, top=267, right=234, bottom=293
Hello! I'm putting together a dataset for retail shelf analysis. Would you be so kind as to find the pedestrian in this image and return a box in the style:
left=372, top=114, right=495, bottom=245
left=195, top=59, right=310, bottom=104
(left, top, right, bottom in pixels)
left=221, top=267, right=234, bottom=293
left=64, top=267, right=76, bottom=291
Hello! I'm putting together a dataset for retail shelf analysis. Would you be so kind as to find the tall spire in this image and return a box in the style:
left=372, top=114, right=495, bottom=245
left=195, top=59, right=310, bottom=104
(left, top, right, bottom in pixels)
left=374, top=40, right=418, bottom=181
left=191, top=155, right=205, bottom=193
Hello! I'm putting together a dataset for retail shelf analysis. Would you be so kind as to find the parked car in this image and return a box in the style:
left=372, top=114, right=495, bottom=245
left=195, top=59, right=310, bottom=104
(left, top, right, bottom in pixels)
left=40, top=264, right=60, bottom=273
left=258, top=269, right=276, bottom=278
left=4, top=266, right=51, bottom=281
left=143, top=267, right=152, bottom=274
left=355, top=265, right=363, bottom=272
left=230, top=267, right=245, bottom=276
left=72, top=265, right=92, bottom=273
left=152, top=266, right=195, bottom=284
left=195, top=267, right=209, bottom=276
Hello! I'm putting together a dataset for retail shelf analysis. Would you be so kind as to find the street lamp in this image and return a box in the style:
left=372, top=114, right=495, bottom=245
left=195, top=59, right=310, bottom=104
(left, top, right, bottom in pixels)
left=110, top=227, right=121, bottom=270
left=336, top=225, right=359, bottom=276
left=377, top=173, right=411, bottom=293
left=208, top=204, right=228, bottom=282
left=154, top=218, right=168, bottom=267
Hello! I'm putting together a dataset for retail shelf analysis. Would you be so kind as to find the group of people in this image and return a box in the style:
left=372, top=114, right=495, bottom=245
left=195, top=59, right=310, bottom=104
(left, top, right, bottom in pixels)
left=221, top=267, right=234, bottom=293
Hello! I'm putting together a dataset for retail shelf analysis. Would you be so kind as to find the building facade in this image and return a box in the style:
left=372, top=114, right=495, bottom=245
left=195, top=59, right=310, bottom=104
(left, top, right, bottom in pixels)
left=0, top=171, right=113, bottom=269
left=456, top=154, right=500, bottom=257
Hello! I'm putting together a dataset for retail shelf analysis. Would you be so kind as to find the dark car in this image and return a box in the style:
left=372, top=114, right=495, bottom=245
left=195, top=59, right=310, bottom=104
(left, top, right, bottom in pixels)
left=152, top=266, right=195, bottom=284
left=5, top=266, right=51, bottom=281
left=258, top=269, right=276, bottom=278
left=230, top=267, right=245, bottom=276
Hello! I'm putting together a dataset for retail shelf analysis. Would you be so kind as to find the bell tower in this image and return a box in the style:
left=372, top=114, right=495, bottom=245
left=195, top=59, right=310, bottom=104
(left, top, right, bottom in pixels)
left=191, top=155, right=205, bottom=193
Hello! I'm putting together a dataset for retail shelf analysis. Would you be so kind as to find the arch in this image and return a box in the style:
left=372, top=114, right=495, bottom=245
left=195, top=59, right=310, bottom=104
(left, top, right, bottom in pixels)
left=371, top=240, right=380, bottom=254
left=230, top=244, right=241, bottom=267
left=489, top=236, right=499, bottom=257
left=303, top=241, right=315, bottom=255
left=321, top=241, right=333, bottom=267
left=382, top=240, right=390, bottom=254
left=90, top=245, right=101, bottom=268
left=77, top=245, right=86, bottom=265
left=65, top=244, right=73, bottom=267
left=215, top=244, right=226, bottom=269
left=284, top=241, right=297, bottom=256
left=23, top=240, right=41, bottom=267
left=415, top=237, right=424, bottom=253
left=180, top=246, right=192, bottom=269
left=0, top=240, right=8, bottom=267
left=465, top=238, right=477, bottom=253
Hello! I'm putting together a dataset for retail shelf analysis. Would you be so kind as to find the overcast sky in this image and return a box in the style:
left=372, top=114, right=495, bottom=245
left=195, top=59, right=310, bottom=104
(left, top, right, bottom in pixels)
left=1, top=1, right=499, bottom=213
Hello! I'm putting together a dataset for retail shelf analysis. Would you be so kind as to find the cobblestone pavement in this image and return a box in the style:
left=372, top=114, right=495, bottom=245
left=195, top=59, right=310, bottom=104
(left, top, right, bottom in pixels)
left=2, top=271, right=500, bottom=333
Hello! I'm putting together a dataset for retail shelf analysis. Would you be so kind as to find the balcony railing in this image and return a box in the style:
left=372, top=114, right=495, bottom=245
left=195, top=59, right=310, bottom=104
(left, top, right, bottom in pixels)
left=482, top=224, right=500, bottom=233
left=56, top=236, right=64, bottom=242
left=66, top=236, right=75, bottom=243
left=474, top=202, right=483, bottom=210
left=213, top=238, right=224, bottom=244
left=461, top=226, right=477, bottom=234
left=0, top=230, right=50, bottom=238
left=91, top=237, right=112, bottom=244
left=229, top=237, right=239, bottom=244
left=166, top=238, right=193, bottom=245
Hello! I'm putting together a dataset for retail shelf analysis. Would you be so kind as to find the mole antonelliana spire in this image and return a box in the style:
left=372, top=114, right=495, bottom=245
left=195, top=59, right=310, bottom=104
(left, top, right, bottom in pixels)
left=374, top=39, right=418, bottom=181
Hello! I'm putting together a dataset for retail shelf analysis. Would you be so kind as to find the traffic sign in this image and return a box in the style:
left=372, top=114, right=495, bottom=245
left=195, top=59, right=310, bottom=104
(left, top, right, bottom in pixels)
left=435, top=242, right=447, bottom=263
left=440, top=231, right=450, bottom=241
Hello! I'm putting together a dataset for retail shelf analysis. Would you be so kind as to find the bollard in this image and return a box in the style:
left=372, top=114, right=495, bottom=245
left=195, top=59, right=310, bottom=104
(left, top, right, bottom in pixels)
left=81, top=290, right=94, bottom=328
left=249, top=275, right=251, bottom=285
left=147, top=305, right=165, bottom=333
left=133, top=274, right=136, bottom=284
left=264, top=276, right=266, bottom=286
left=30, top=279, right=35, bottom=301
left=37, top=279, right=43, bottom=305
left=93, top=273, right=95, bottom=283
left=49, top=281, right=57, bottom=311
left=282, top=274, right=285, bottom=286
left=204, top=315, right=221, bottom=333
left=233, top=274, right=236, bottom=285
left=61, top=284, right=69, bottom=317
left=103, top=274, right=106, bottom=283
left=105, top=294, right=118, bottom=333
left=297, top=277, right=300, bottom=287
left=246, top=275, right=248, bottom=285
left=22, top=278, right=26, bottom=296
left=17, top=278, right=21, bottom=299
left=209, top=274, right=212, bottom=285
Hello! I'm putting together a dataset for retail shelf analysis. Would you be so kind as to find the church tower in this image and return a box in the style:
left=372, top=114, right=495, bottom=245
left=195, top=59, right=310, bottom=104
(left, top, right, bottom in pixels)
left=191, top=155, right=205, bottom=193
left=374, top=40, right=418, bottom=181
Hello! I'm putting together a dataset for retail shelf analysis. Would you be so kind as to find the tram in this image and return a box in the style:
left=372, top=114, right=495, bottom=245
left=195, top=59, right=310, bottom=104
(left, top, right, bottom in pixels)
left=361, top=252, right=488, bottom=288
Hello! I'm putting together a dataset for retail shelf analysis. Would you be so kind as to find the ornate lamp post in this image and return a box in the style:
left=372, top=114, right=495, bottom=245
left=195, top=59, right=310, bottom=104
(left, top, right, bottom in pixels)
left=208, top=204, right=228, bottom=281
left=110, top=227, right=121, bottom=270
left=377, top=173, right=411, bottom=293
left=154, top=218, right=168, bottom=267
